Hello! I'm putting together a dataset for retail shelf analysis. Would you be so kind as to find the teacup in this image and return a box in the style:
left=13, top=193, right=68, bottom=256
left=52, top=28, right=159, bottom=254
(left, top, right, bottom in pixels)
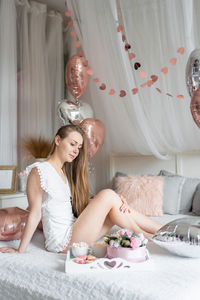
left=71, top=242, right=89, bottom=257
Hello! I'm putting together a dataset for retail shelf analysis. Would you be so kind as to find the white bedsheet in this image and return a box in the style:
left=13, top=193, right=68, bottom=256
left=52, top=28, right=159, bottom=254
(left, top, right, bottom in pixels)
left=0, top=214, right=200, bottom=300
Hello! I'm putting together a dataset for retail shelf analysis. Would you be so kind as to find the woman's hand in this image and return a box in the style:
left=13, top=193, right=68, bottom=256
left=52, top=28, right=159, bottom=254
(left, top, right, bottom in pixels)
left=118, top=194, right=131, bottom=214
left=0, top=247, right=20, bottom=253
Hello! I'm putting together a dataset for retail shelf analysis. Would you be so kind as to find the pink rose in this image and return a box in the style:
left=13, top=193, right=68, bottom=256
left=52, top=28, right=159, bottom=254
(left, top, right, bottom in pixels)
left=125, top=230, right=132, bottom=238
left=130, top=237, right=141, bottom=249
left=119, top=230, right=126, bottom=237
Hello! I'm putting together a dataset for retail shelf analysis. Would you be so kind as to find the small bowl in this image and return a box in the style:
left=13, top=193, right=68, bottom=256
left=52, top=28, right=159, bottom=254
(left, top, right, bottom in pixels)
left=90, top=242, right=107, bottom=258
left=71, top=242, right=89, bottom=257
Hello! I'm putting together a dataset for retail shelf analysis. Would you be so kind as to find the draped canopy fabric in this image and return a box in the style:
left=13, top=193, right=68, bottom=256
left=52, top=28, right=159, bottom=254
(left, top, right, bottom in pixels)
left=0, top=0, right=64, bottom=170
left=66, top=0, right=200, bottom=191
left=17, top=0, right=64, bottom=169
left=0, top=0, right=17, bottom=165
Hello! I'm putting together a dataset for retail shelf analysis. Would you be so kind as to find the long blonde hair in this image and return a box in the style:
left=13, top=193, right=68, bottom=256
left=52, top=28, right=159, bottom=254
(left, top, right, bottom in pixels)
left=50, top=124, right=89, bottom=217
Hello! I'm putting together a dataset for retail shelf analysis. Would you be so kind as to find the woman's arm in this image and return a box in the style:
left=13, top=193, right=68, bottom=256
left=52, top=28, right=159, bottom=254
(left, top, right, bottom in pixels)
left=0, top=167, right=43, bottom=253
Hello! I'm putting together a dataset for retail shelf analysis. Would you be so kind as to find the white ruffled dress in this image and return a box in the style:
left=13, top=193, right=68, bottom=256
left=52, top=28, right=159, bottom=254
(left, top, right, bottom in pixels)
left=26, top=161, right=76, bottom=252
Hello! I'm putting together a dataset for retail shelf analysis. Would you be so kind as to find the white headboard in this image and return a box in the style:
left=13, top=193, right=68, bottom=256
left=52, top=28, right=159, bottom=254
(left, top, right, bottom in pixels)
left=109, top=151, right=200, bottom=180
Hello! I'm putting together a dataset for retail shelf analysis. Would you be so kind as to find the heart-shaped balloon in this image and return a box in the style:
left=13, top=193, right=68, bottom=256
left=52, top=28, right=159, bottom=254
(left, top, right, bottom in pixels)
left=57, top=100, right=94, bottom=125
left=190, top=89, right=200, bottom=128
left=0, top=207, right=29, bottom=241
left=79, top=118, right=105, bottom=159
left=66, top=55, right=90, bottom=100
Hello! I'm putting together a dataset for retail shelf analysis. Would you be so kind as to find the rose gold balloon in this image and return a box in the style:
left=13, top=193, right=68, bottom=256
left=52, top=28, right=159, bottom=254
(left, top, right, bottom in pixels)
left=0, top=207, right=43, bottom=241
left=0, top=207, right=29, bottom=241
left=80, top=118, right=105, bottom=159
left=190, top=89, right=200, bottom=128
left=66, top=55, right=90, bottom=100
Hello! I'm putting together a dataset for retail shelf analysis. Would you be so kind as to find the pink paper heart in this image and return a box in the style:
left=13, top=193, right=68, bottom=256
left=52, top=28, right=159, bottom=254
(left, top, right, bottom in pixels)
left=156, top=88, right=162, bottom=93
left=161, top=67, right=168, bottom=74
left=177, top=94, right=184, bottom=99
left=99, top=83, right=106, bottom=90
left=170, top=58, right=177, bottom=65
left=132, top=88, right=138, bottom=95
left=117, top=25, right=124, bottom=32
left=65, top=11, right=71, bottom=17
left=129, top=53, right=136, bottom=60
left=151, top=75, right=158, bottom=82
left=93, top=77, right=100, bottom=83
left=122, top=34, right=126, bottom=42
left=125, top=43, right=131, bottom=51
left=119, top=90, right=126, bottom=97
left=109, top=89, right=116, bottom=95
left=140, top=71, right=147, bottom=78
left=68, top=20, right=73, bottom=27
left=147, top=80, right=153, bottom=87
left=166, top=93, right=173, bottom=97
left=74, top=41, right=81, bottom=48
left=177, top=47, right=184, bottom=55
left=70, top=30, right=77, bottom=37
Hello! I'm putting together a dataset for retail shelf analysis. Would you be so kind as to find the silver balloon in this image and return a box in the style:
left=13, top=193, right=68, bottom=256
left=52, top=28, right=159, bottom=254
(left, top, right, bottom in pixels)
left=152, top=217, right=200, bottom=258
left=186, top=49, right=200, bottom=97
left=57, top=100, right=94, bottom=125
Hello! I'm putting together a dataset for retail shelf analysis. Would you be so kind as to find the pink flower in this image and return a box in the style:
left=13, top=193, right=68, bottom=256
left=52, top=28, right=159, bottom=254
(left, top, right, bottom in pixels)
left=119, top=230, right=126, bottom=237
left=125, top=230, right=132, bottom=238
left=130, top=237, right=141, bottom=249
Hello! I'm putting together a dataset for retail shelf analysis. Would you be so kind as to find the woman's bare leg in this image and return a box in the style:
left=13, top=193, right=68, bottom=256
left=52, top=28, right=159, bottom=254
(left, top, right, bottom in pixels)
left=62, top=189, right=162, bottom=252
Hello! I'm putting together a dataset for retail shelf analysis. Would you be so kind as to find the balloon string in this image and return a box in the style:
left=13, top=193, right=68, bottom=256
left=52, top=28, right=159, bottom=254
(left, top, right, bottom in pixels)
left=65, top=9, right=184, bottom=99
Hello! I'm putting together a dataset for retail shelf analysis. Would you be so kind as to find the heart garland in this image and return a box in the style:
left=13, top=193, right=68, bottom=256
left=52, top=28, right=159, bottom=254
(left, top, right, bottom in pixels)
left=65, top=10, right=184, bottom=99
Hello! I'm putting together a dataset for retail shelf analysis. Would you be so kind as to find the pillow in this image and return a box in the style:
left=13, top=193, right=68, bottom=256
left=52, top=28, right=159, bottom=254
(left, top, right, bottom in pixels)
left=158, top=170, right=200, bottom=213
left=111, top=172, right=127, bottom=190
left=161, top=176, right=185, bottom=214
left=192, top=183, right=200, bottom=215
left=114, top=175, right=164, bottom=216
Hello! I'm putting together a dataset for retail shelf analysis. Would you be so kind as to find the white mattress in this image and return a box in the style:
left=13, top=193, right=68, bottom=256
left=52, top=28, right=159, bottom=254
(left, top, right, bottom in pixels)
left=0, top=214, right=200, bottom=300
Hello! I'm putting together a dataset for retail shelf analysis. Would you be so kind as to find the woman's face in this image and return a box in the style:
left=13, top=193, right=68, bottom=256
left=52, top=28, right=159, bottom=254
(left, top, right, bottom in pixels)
left=55, top=131, right=83, bottom=162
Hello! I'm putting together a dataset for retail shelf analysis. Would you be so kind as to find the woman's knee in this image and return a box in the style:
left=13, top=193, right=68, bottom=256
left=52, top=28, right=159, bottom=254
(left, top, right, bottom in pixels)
left=95, top=189, right=120, bottom=205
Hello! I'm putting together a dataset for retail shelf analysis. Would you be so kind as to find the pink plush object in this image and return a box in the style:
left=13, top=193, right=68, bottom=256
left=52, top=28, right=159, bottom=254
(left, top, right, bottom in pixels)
left=115, top=176, right=164, bottom=216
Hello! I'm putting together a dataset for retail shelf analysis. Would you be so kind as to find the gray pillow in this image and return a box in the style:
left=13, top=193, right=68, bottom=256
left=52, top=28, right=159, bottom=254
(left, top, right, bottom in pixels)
left=112, top=172, right=127, bottom=190
left=161, top=176, right=185, bottom=214
left=158, top=170, right=200, bottom=213
left=192, top=183, right=200, bottom=215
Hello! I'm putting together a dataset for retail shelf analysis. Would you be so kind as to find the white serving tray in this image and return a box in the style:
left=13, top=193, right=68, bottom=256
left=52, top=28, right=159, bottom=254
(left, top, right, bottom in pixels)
left=65, top=250, right=153, bottom=274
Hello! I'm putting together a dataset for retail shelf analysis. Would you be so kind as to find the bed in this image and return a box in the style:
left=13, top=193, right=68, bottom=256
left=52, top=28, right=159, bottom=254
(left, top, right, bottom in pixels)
left=0, top=152, right=200, bottom=300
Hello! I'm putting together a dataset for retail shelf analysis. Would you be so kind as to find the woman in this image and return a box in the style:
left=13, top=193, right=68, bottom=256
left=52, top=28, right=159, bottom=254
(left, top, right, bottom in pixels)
left=0, top=124, right=162, bottom=254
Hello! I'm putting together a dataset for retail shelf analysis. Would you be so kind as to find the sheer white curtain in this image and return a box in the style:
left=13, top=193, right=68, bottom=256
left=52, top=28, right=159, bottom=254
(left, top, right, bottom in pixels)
left=66, top=0, right=200, bottom=191
left=0, top=0, right=17, bottom=164
left=47, top=10, right=64, bottom=134
left=17, top=0, right=64, bottom=169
